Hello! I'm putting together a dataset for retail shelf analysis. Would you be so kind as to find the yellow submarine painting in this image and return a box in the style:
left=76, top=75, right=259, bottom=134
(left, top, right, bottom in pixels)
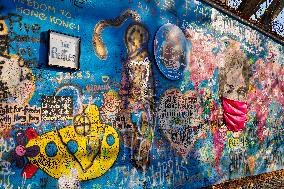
left=12, top=105, right=119, bottom=181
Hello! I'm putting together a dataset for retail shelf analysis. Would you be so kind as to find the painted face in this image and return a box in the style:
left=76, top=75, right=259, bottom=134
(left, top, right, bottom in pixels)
left=103, top=91, right=121, bottom=113
left=220, top=39, right=248, bottom=102
left=125, top=23, right=148, bottom=55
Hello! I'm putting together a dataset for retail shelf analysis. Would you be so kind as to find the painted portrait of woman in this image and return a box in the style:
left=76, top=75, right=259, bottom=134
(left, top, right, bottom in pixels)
left=218, top=38, right=249, bottom=135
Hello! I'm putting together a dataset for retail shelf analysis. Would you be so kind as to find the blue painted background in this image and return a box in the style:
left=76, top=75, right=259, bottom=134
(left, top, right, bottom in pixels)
left=0, top=0, right=283, bottom=188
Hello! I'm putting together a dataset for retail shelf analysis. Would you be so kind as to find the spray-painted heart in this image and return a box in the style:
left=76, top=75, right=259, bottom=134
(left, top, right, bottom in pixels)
left=158, top=88, right=204, bottom=158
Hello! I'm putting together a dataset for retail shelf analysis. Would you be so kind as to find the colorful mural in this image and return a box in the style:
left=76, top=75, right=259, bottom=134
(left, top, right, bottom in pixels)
left=0, top=0, right=283, bottom=188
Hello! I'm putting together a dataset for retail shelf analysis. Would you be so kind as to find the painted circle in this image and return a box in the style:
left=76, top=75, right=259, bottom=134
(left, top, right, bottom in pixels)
left=73, top=114, right=91, bottom=136
left=106, top=134, right=115, bottom=146
left=67, top=140, right=78, bottom=154
left=154, top=23, right=191, bottom=80
left=45, top=142, right=57, bottom=157
left=15, top=145, right=26, bottom=156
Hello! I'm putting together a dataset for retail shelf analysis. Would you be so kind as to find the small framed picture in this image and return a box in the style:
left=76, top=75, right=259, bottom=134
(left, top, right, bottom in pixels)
left=48, top=30, right=80, bottom=70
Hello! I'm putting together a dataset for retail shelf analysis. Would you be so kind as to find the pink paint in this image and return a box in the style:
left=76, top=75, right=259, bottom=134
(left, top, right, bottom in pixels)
left=16, top=145, right=26, bottom=156
left=185, top=30, right=222, bottom=87
left=248, top=58, right=284, bottom=142
left=222, top=97, right=247, bottom=132
left=212, top=127, right=226, bottom=175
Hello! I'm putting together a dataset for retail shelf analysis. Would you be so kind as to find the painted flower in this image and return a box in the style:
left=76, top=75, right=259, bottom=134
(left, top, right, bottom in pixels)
left=9, top=128, right=40, bottom=178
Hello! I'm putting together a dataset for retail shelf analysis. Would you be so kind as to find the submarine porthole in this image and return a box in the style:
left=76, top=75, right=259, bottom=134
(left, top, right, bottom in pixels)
left=106, top=134, right=115, bottom=146
left=67, top=140, right=78, bottom=154
left=45, top=141, right=58, bottom=157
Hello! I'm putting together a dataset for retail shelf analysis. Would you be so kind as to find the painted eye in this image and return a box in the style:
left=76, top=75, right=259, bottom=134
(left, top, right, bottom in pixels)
left=106, top=134, right=115, bottom=146
left=26, top=73, right=32, bottom=80
left=67, top=140, right=78, bottom=154
left=224, top=41, right=229, bottom=47
left=45, top=142, right=58, bottom=157
left=0, top=23, right=3, bottom=31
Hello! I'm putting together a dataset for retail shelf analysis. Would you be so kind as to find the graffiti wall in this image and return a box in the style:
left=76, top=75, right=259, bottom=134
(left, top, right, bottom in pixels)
left=0, top=0, right=283, bottom=188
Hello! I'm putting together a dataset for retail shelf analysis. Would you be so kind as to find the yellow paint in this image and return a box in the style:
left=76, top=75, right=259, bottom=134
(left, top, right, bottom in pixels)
left=26, top=105, right=119, bottom=181
left=247, top=156, right=256, bottom=174
left=0, top=19, right=8, bottom=35
left=228, top=138, right=239, bottom=148
left=208, top=169, right=210, bottom=177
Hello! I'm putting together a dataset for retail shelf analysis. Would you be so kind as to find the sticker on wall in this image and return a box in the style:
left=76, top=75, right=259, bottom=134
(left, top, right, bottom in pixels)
left=154, top=23, right=189, bottom=80
left=48, top=31, right=81, bottom=70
